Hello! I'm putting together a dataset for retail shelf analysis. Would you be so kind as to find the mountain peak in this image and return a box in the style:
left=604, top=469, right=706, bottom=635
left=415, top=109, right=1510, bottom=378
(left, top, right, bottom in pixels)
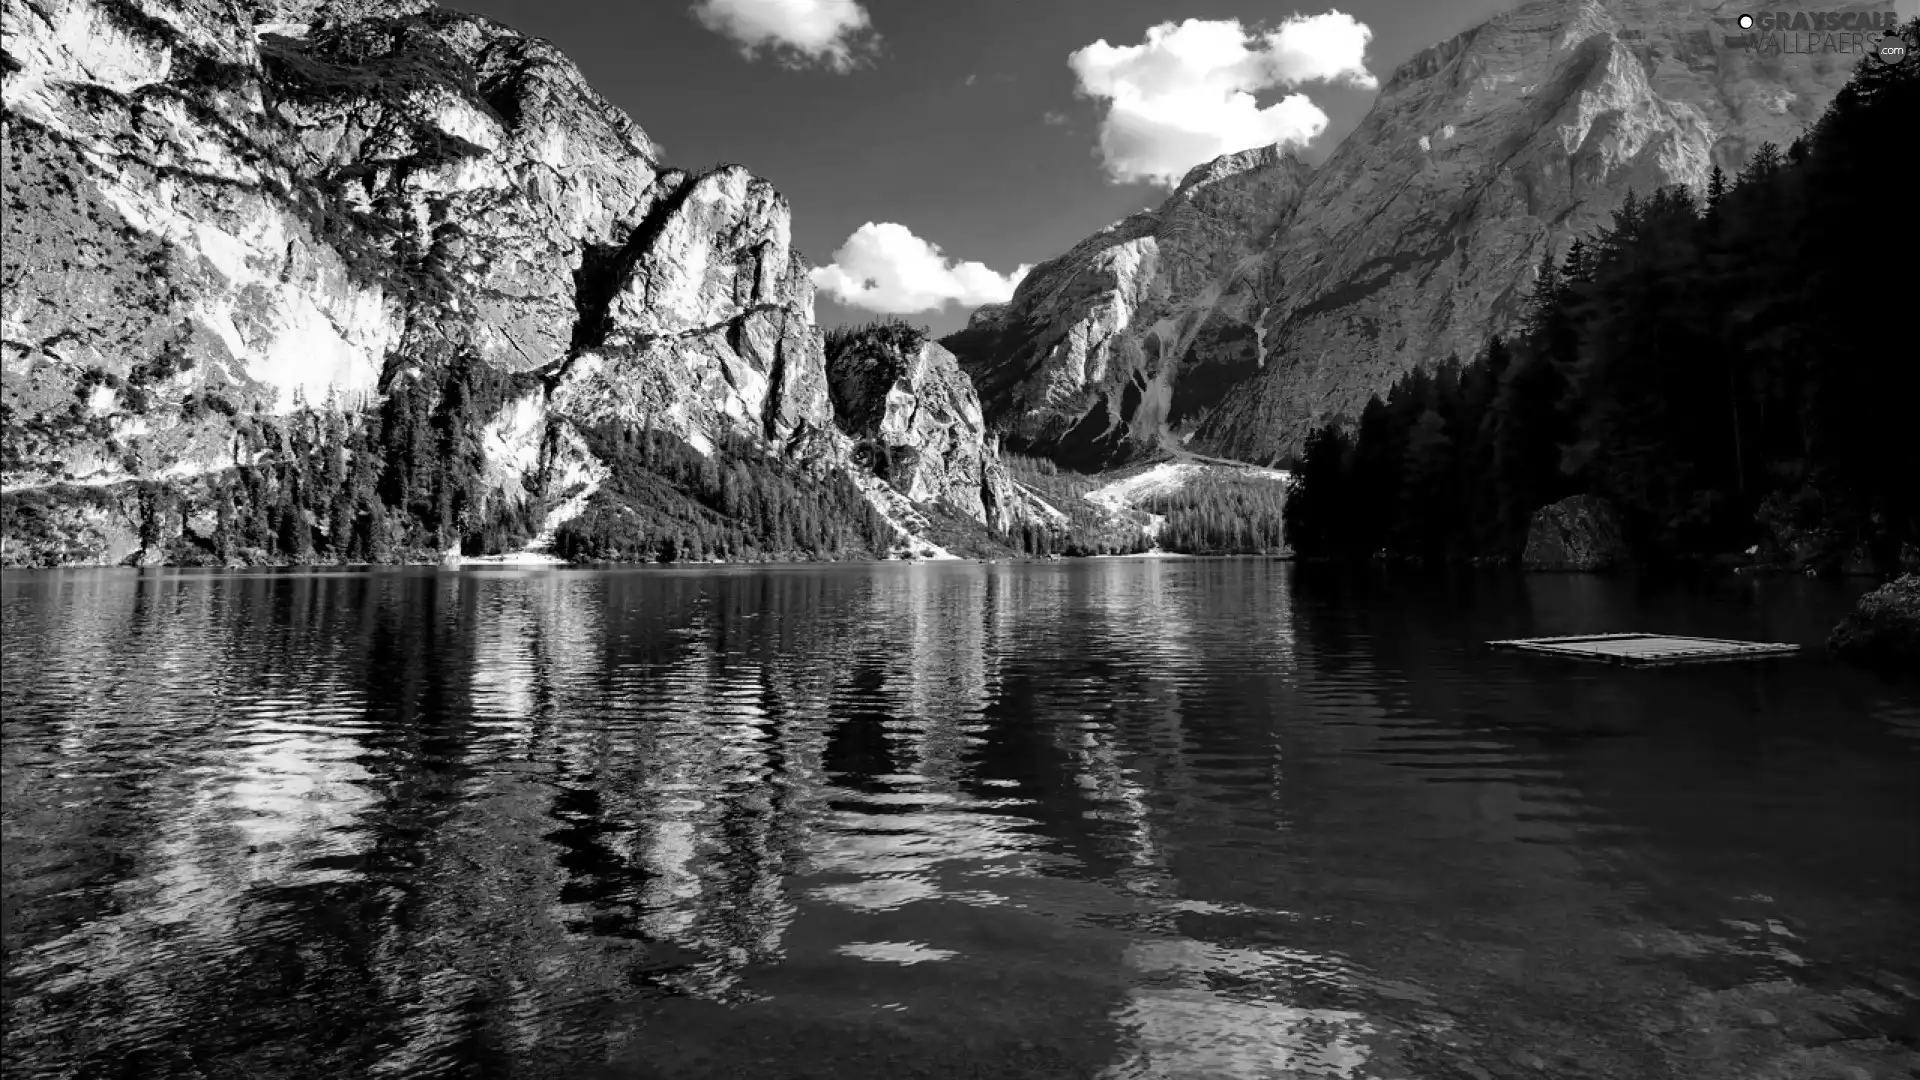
left=1172, top=142, right=1312, bottom=198
left=946, top=0, right=1873, bottom=465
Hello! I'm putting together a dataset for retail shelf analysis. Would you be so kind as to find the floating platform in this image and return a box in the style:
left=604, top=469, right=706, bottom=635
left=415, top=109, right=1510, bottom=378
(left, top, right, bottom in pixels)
left=1486, top=632, right=1801, bottom=667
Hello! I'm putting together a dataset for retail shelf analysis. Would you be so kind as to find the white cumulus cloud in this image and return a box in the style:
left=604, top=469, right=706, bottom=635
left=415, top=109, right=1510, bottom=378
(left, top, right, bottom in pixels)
left=1067, top=12, right=1377, bottom=187
left=690, top=0, right=878, bottom=73
left=811, top=223, right=1032, bottom=315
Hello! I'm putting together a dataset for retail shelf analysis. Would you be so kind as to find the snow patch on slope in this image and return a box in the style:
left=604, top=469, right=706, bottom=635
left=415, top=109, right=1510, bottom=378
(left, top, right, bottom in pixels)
left=1009, top=480, right=1070, bottom=528
left=1087, top=462, right=1290, bottom=505
left=1084, top=462, right=1291, bottom=543
left=850, top=472, right=961, bottom=560
left=456, top=412, right=608, bottom=566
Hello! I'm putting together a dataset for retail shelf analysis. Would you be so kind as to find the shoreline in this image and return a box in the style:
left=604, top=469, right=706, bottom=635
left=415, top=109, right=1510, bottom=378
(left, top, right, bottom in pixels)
left=9, top=553, right=1904, bottom=576
left=1, top=550, right=1301, bottom=572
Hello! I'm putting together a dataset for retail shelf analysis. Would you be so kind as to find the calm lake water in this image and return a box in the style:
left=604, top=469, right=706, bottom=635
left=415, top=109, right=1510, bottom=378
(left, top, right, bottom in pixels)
left=2, top=561, right=1916, bottom=1080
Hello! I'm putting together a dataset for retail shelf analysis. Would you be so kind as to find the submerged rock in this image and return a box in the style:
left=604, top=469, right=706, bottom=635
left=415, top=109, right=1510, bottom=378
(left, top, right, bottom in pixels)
left=1521, top=494, right=1629, bottom=572
left=1828, top=575, right=1920, bottom=665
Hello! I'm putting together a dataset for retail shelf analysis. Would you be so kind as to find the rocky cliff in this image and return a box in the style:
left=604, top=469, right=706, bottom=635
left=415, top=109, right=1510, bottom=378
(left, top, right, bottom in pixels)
left=945, top=144, right=1314, bottom=468
left=1, top=0, right=1032, bottom=565
left=824, top=322, right=1025, bottom=533
left=948, top=0, right=1883, bottom=465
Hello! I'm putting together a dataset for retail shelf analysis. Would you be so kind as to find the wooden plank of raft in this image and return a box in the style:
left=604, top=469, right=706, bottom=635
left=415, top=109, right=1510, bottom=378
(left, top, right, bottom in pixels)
left=1486, top=633, right=1801, bottom=667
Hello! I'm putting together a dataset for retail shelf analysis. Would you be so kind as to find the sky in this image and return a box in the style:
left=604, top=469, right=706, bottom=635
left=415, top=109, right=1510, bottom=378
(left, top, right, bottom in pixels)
left=448, top=0, right=1529, bottom=335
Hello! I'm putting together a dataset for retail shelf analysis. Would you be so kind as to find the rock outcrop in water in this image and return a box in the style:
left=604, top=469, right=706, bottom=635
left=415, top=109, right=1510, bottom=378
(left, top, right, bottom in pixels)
left=1522, top=494, right=1631, bottom=571
left=1828, top=574, right=1920, bottom=666
left=0, top=0, right=1034, bottom=565
left=947, top=0, right=1881, bottom=465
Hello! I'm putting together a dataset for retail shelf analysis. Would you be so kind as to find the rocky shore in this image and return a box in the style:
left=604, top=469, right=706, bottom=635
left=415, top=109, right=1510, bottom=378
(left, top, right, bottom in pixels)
left=1828, top=574, right=1920, bottom=666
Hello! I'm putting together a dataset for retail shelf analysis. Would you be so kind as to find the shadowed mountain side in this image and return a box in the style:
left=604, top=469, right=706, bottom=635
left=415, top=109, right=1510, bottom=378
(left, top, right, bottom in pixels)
left=946, top=0, right=1886, bottom=466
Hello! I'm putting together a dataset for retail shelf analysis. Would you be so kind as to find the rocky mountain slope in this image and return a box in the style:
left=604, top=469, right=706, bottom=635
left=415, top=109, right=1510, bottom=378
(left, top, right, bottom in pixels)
left=1, top=0, right=1039, bottom=565
left=824, top=322, right=1026, bottom=535
left=948, top=0, right=1887, bottom=466
left=947, top=144, right=1315, bottom=468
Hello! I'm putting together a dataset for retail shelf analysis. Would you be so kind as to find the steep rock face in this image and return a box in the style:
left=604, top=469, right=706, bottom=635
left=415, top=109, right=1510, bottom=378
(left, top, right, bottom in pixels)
left=950, top=0, right=1875, bottom=464
left=2, top=0, right=1029, bottom=564
left=825, top=331, right=1022, bottom=532
left=547, top=163, right=835, bottom=455
left=947, top=145, right=1313, bottom=468
left=2, top=0, right=675, bottom=487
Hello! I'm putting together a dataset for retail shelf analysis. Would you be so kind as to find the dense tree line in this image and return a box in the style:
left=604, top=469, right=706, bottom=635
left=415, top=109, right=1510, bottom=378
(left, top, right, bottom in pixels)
left=1284, top=26, right=1920, bottom=572
left=1002, top=453, right=1152, bottom=556
left=1001, top=453, right=1289, bottom=556
left=1142, top=476, right=1288, bottom=555
left=551, top=422, right=895, bottom=562
left=823, top=316, right=930, bottom=362
left=151, top=352, right=542, bottom=563
left=70, top=346, right=899, bottom=566
left=1006, top=517, right=1153, bottom=558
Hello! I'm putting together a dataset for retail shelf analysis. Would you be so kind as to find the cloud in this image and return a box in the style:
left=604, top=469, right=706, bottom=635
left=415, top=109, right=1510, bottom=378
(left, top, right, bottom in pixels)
left=1067, top=12, right=1377, bottom=187
left=690, top=0, right=878, bottom=72
left=1042, top=110, right=1069, bottom=126
left=810, top=223, right=1032, bottom=315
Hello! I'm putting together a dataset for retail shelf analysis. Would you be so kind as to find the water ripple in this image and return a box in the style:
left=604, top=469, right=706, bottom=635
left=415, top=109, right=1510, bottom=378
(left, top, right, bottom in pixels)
left=3, top=564, right=1915, bottom=1080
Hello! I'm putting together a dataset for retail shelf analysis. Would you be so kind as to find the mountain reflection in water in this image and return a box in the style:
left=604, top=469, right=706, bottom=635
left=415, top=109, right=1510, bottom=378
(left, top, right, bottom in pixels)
left=2, top=562, right=1916, bottom=1080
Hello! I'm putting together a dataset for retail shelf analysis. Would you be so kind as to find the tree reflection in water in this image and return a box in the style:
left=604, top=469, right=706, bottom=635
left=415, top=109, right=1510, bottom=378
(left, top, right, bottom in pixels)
left=3, top=563, right=1915, bottom=1080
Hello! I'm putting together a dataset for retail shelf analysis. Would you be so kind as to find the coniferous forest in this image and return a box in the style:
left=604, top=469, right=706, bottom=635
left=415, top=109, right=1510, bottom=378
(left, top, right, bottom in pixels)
left=9, top=28, right=1912, bottom=570
left=1283, top=25, right=1920, bottom=574
left=549, top=423, right=895, bottom=563
left=1141, top=475, right=1289, bottom=555
left=0, top=349, right=900, bottom=566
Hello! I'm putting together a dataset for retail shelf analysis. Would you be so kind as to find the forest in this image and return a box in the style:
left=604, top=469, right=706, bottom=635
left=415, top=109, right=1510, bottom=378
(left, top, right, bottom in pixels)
left=1283, top=25, right=1920, bottom=574
left=0, top=347, right=905, bottom=566
left=549, top=422, right=896, bottom=563
left=1140, top=474, right=1288, bottom=555
left=1000, top=455, right=1289, bottom=557
left=23, top=28, right=1912, bottom=570
left=1002, top=453, right=1151, bottom=557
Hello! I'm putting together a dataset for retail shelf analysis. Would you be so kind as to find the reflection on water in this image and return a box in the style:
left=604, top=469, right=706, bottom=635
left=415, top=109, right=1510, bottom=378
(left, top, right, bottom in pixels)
left=3, top=563, right=1917, bottom=1080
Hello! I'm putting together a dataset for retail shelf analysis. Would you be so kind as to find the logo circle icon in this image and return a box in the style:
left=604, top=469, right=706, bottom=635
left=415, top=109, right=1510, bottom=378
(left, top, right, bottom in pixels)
left=1738, top=13, right=1754, bottom=29
left=1873, top=35, right=1909, bottom=65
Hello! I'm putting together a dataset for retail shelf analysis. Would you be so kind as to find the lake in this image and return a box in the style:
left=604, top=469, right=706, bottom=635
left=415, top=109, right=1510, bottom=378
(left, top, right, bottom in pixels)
left=2, top=561, right=1916, bottom=1080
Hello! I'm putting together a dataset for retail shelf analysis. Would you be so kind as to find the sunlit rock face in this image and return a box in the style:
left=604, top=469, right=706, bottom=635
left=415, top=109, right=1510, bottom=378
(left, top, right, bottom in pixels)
left=947, top=145, right=1313, bottom=469
left=549, top=164, right=837, bottom=454
left=2, top=0, right=674, bottom=486
left=826, top=332, right=1026, bottom=532
left=949, top=0, right=1873, bottom=465
left=3, top=0, right=1028, bottom=556
left=1, top=2, right=793, bottom=474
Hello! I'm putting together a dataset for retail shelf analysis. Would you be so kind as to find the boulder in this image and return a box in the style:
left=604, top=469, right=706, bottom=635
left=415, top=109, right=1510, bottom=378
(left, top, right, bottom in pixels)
left=1521, top=495, right=1630, bottom=572
left=1828, top=575, right=1920, bottom=666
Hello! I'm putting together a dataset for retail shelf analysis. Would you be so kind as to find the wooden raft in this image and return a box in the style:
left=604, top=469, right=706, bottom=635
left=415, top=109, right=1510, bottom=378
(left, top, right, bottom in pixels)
left=1486, top=632, right=1801, bottom=667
